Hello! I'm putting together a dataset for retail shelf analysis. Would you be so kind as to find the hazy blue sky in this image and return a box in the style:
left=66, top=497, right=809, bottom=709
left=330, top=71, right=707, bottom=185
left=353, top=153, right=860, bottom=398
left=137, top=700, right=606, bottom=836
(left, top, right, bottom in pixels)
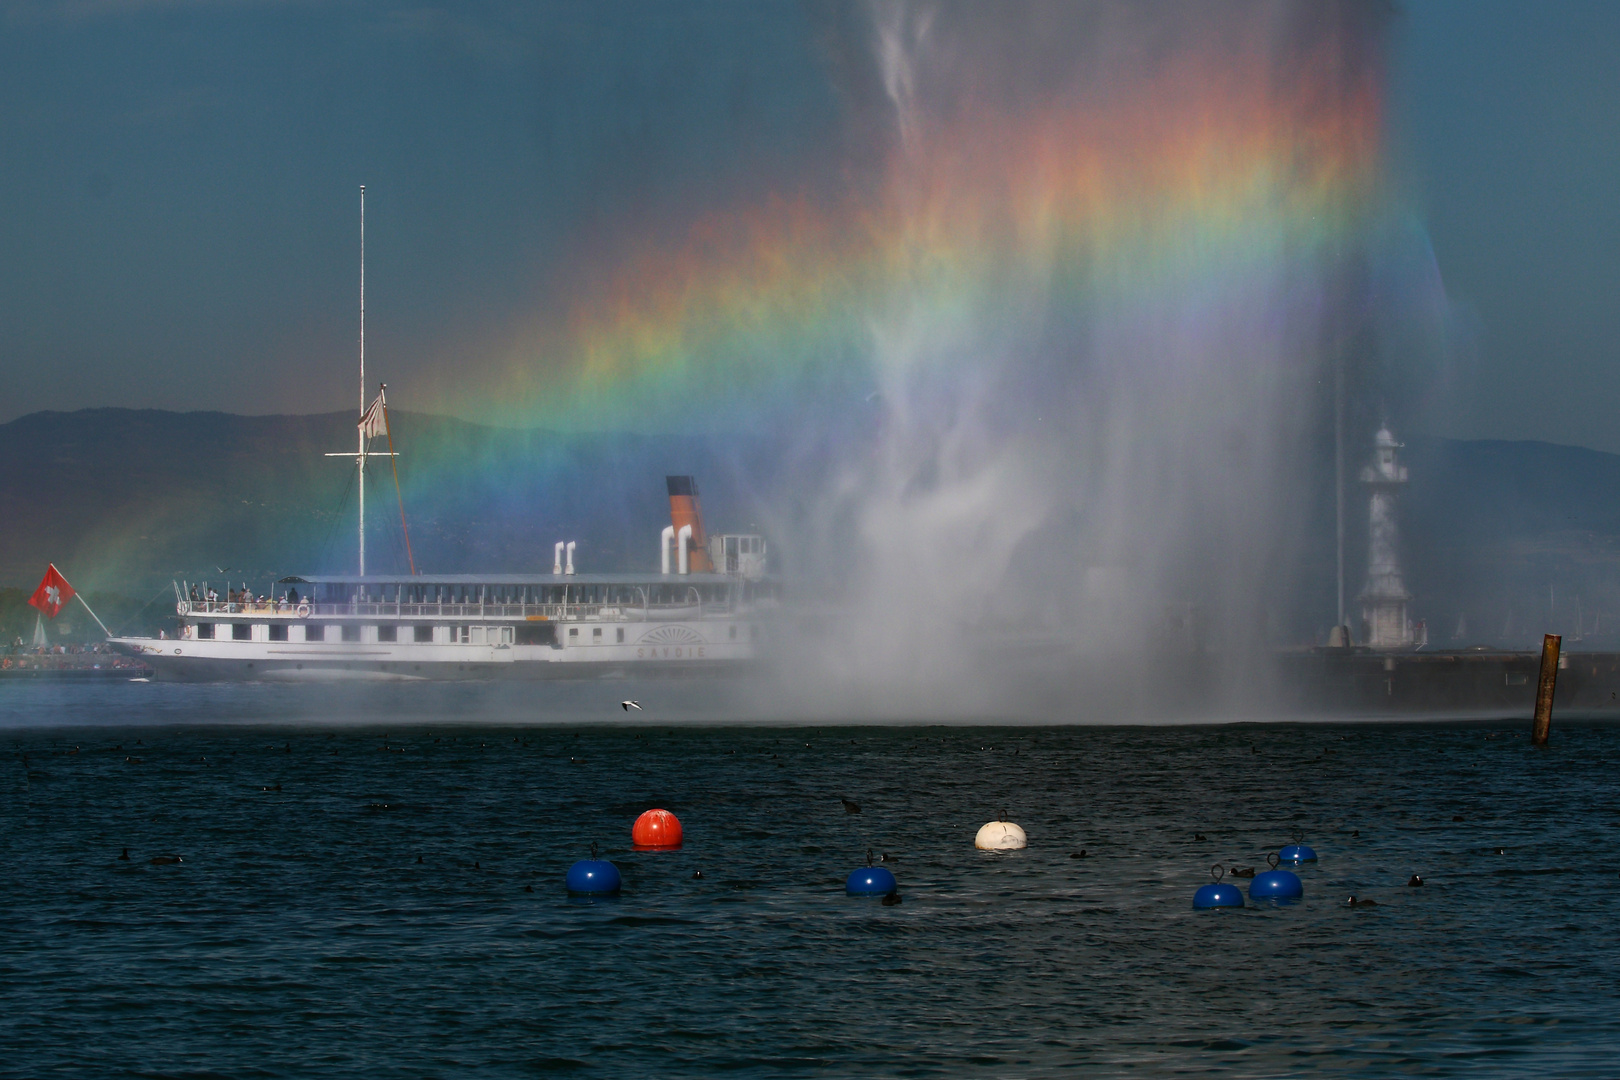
left=2, top=1, right=1618, bottom=450
left=1391, top=0, right=1620, bottom=452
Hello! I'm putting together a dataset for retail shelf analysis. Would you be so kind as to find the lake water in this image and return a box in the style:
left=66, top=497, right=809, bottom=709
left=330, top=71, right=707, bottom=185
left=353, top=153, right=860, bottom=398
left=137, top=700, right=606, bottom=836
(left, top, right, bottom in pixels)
left=3, top=682, right=1618, bottom=1077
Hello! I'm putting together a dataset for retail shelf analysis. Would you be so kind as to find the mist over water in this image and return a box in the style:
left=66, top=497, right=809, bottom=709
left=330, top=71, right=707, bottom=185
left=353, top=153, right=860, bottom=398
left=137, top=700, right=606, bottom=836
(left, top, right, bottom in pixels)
left=761, top=1, right=1399, bottom=716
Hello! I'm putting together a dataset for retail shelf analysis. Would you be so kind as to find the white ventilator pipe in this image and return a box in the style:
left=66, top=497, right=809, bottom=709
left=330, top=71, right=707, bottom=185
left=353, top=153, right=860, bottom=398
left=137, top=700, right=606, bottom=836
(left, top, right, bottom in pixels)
left=565, top=541, right=576, bottom=576
left=660, top=526, right=675, bottom=574
left=677, top=524, right=693, bottom=575
left=554, top=542, right=565, bottom=575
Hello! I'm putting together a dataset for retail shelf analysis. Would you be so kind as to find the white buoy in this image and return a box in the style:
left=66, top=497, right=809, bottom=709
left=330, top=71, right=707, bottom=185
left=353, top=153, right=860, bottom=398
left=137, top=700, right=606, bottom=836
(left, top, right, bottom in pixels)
left=975, top=821, right=1027, bottom=850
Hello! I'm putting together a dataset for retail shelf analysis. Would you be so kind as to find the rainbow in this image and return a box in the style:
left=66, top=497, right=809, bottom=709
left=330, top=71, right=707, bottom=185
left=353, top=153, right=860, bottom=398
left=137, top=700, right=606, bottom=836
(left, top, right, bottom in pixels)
left=449, top=24, right=1385, bottom=434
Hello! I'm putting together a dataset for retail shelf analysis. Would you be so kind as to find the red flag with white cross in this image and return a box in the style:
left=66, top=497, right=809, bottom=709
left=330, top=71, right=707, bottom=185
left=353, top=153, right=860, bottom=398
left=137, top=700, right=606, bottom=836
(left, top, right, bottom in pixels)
left=28, top=564, right=76, bottom=620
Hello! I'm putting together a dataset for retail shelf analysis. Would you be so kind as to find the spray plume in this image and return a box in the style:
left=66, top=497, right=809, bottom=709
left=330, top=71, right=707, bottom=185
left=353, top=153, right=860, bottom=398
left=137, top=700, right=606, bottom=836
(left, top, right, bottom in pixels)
left=745, top=0, right=1392, bottom=716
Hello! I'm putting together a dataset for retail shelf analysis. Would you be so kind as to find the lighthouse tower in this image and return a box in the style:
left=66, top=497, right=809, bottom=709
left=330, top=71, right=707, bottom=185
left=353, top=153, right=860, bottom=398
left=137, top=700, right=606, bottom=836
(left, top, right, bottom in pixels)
left=1359, top=424, right=1413, bottom=648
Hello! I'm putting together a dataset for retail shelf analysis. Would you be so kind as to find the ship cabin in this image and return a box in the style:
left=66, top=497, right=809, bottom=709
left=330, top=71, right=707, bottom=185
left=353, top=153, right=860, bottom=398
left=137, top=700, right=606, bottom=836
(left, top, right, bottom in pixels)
left=176, top=570, right=779, bottom=645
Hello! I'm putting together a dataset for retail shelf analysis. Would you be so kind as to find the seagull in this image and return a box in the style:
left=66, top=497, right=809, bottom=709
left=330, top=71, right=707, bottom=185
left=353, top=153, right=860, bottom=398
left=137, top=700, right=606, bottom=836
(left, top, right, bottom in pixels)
left=621, top=700, right=642, bottom=711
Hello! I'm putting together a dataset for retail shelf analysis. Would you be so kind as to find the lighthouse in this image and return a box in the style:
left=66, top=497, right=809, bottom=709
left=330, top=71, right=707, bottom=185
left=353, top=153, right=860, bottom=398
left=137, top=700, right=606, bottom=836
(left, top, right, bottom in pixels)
left=1359, top=424, right=1413, bottom=648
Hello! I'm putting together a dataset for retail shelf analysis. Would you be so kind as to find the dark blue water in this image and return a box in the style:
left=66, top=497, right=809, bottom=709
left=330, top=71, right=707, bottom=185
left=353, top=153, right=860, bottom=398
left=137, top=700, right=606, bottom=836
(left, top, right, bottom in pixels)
left=4, top=683, right=1619, bottom=1077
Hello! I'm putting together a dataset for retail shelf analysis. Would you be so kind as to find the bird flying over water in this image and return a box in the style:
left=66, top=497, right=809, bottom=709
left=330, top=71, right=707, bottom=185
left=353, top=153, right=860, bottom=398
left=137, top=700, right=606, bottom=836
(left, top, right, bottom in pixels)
left=621, top=700, right=642, bottom=711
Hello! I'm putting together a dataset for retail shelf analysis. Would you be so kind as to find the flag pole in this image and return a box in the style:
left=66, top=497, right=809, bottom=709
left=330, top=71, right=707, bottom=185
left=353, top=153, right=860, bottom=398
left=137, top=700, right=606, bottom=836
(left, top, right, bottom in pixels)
left=77, top=593, right=112, bottom=639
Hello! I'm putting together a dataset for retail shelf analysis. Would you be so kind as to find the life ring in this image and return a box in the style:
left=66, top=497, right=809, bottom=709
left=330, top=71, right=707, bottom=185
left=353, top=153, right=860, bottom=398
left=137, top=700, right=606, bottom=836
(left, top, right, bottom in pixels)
left=295, top=603, right=311, bottom=619
left=176, top=600, right=189, bottom=615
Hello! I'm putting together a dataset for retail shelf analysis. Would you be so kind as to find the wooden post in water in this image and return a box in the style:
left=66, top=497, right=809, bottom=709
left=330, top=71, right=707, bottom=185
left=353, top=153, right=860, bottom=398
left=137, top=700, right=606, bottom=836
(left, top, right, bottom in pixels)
left=1531, top=633, right=1561, bottom=747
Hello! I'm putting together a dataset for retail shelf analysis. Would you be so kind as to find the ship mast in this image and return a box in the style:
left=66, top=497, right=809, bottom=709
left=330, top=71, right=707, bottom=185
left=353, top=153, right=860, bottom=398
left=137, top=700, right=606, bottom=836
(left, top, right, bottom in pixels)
left=358, top=183, right=366, bottom=576
left=325, top=184, right=392, bottom=577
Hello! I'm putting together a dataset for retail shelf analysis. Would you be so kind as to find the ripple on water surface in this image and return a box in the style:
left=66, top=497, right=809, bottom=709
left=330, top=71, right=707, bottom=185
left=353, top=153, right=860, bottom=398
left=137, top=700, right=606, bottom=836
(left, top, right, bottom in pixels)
left=2, top=684, right=1619, bottom=1077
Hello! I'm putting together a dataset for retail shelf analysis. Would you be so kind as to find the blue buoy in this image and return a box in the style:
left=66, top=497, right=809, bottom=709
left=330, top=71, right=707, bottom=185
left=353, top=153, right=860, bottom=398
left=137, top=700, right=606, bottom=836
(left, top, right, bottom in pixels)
left=847, top=851, right=897, bottom=896
left=1193, top=865, right=1244, bottom=909
left=1249, top=853, right=1303, bottom=902
left=1279, top=834, right=1318, bottom=864
left=566, top=843, right=621, bottom=895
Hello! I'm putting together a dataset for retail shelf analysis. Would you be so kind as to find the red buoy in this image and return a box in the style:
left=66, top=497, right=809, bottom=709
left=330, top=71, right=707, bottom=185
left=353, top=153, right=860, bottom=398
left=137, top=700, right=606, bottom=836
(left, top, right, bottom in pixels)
left=632, top=808, right=683, bottom=849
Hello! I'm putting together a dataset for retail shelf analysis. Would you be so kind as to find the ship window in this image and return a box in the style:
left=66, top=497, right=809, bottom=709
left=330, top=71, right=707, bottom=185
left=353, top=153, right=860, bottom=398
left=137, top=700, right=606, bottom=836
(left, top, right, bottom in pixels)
left=616, top=628, right=624, bottom=643
left=414, top=625, right=433, bottom=643
left=269, top=624, right=288, bottom=642
left=500, top=626, right=513, bottom=644
left=341, top=625, right=360, bottom=642
left=455, top=626, right=470, bottom=644
left=568, top=627, right=578, bottom=639
left=377, top=624, right=397, bottom=642
left=593, top=627, right=602, bottom=641
left=195, top=623, right=212, bottom=640
left=516, top=623, right=557, bottom=645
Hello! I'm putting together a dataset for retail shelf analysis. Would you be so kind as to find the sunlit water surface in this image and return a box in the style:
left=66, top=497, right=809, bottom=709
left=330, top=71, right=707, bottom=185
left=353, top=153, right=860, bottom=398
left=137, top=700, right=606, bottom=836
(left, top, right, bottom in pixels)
left=3, top=682, right=1617, bottom=1078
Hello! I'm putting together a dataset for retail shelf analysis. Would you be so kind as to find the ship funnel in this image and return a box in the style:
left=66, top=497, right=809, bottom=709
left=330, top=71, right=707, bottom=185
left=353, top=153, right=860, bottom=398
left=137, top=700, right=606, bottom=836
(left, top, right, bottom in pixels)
left=665, top=476, right=713, bottom=573
left=553, top=542, right=564, bottom=576
left=660, top=526, right=675, bottom=574
left=565, top=541, right=576, bottom=576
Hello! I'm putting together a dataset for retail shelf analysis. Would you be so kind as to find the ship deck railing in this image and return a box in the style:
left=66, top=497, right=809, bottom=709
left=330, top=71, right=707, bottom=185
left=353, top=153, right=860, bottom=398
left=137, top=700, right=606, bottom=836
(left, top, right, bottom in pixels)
left=181, top=600, right=735, bottom=621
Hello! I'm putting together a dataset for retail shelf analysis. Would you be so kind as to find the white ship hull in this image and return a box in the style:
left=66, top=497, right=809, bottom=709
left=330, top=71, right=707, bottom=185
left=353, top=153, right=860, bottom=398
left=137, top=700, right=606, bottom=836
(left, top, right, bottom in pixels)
left=113, top=618, right=755, bottom=681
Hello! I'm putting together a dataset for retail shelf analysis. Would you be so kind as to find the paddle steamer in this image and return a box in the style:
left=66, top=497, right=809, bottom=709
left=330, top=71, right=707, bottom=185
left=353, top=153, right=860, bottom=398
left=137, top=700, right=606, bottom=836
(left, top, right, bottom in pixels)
left=113, top=475, right=774, bottom=680
left=111, top=188, right=775, bottom=680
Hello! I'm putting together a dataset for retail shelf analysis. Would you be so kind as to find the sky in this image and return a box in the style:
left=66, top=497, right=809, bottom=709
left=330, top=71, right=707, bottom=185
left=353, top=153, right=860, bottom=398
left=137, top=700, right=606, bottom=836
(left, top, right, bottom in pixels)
left=2, top=0, right=1618, bottom=450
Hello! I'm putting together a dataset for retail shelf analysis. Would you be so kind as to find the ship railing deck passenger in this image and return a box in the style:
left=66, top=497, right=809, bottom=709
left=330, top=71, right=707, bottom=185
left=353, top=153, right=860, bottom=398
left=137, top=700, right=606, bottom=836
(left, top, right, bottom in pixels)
left=179, top=599, right=762, bottom=621
left=177, top=574, right=779, bottom=622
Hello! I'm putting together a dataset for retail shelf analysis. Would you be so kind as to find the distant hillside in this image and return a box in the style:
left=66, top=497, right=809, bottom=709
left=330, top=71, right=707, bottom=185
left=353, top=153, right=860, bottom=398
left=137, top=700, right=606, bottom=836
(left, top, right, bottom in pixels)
left=3, top=409, right=1619, bottom=649
left=0, top=408, right=782, bottom=596
left=1399, top=437, right=1620, bottom=647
